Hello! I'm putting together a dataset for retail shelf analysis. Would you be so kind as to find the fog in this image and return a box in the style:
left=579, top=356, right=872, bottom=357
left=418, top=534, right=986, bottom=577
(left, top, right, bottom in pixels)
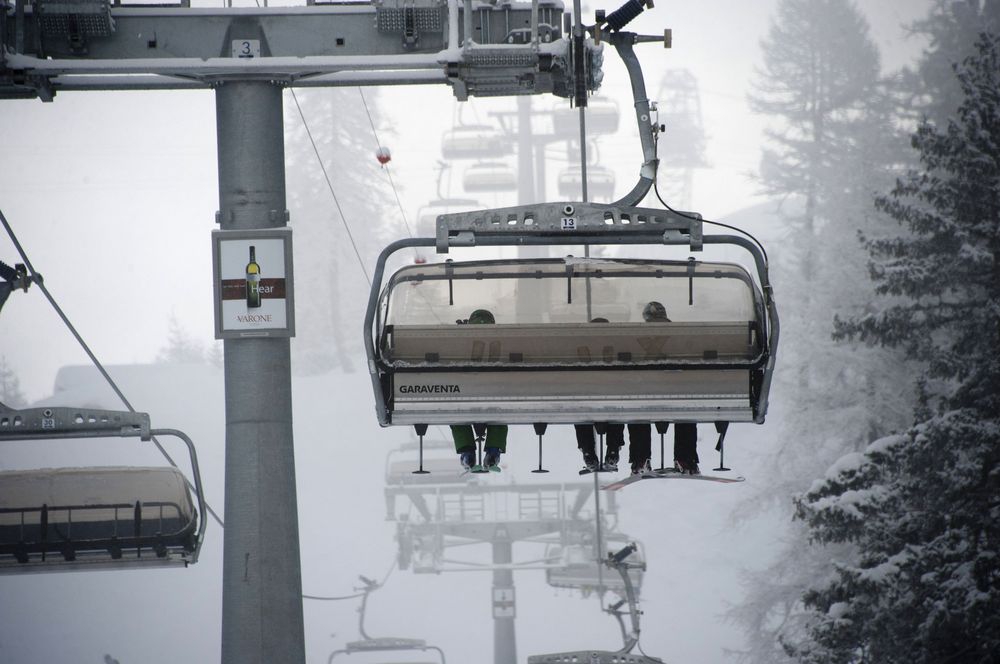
left=0, top=1, right=932, bottom=662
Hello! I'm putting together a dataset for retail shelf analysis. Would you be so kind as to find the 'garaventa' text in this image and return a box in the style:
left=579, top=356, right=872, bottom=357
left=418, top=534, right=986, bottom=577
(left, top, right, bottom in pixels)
left=399, top=385, right=461, bottom=394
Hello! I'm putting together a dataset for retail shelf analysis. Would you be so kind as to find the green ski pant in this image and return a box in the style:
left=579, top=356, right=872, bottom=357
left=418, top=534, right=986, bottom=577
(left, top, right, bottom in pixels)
left=451, top=424, right=508, bottom=453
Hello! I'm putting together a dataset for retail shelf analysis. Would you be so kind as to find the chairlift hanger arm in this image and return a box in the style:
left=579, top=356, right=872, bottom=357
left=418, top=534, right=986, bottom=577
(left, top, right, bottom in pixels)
left=605, top=543, right=642, bottom=653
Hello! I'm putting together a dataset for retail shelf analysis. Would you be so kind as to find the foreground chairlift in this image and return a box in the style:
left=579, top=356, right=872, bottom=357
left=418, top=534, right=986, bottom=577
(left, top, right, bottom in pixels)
left=364, top=202, right=778, bottom=430
left=364, top=20, right=778, bottom=466
left=329, top=574, right=446, bottom=664
left=0, top=403, right=206, bottom=573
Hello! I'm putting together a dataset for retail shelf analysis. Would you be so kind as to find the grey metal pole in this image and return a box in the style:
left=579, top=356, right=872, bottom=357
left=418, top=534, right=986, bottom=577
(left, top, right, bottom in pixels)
left=493, top=534, right=517, bottom=664
left=217, top=80, right=306, bottom=664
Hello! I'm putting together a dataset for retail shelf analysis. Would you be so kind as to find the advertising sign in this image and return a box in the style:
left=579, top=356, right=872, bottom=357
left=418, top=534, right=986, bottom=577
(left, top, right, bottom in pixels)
left=212, top=228, right=295, bottom=339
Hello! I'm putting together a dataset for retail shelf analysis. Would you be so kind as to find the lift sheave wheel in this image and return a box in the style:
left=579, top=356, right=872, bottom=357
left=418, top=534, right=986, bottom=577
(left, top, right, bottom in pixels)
left=0, top=404, right=207, bottom=573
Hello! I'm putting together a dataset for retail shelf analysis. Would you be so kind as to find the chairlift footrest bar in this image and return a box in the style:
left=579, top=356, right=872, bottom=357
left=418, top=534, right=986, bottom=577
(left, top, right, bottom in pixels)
left=0, top=405, right=151, bottom=440
left=436, top=202, right=703, bottom=253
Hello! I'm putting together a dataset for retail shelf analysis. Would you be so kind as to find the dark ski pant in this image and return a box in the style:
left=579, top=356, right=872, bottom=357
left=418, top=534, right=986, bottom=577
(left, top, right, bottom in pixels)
left=574, top=424, right=642, bottom=461
left=451, top=424, right=508, bottom=453
left=674, top=422, right=699, bottom=465
left=576, top=423, right=699, bottom=465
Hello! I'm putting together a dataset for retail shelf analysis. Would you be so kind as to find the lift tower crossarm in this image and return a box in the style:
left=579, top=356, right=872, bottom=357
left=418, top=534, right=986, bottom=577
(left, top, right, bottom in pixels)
left=1, top=0, right=603, bottom=100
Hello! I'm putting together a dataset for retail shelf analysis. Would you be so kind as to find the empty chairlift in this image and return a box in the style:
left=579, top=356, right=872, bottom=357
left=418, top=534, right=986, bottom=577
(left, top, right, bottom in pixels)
left=553, top=96, right=620, bottom=138
left=462, top=161, right=517, bottom=193
left=364, top=201, right=778, bottom=430
left=557, top=164, right=616, bottom=200
left=0, top=404, right=206, bottom=573
left=441, top=124, right=512, bottom=160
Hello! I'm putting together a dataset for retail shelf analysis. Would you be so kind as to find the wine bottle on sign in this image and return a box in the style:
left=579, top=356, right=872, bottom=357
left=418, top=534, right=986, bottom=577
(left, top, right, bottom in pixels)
left=246, top=245, right=261, bottom=308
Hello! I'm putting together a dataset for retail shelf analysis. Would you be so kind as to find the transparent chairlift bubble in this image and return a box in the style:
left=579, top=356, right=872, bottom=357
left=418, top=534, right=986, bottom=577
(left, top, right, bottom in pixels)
left=462, top=161, right=518, bottom=193
left=441, top=124, right=513, bottom=160
left=552, top=96, right=620, bottom=137
left=557, top=165, right=616, bottom=200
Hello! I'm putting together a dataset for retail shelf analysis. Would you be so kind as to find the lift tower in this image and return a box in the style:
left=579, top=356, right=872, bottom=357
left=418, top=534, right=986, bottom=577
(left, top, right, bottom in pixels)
left=1, top=2, right=603, bottom=662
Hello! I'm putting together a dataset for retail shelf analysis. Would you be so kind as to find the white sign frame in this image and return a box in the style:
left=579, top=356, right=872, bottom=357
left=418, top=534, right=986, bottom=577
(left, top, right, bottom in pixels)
left=212, top=228, right=295, bottom=339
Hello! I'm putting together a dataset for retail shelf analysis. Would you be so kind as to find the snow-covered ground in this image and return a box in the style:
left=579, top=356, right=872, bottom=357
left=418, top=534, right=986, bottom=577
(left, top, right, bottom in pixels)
left=0, top=362, right=784, bottom=663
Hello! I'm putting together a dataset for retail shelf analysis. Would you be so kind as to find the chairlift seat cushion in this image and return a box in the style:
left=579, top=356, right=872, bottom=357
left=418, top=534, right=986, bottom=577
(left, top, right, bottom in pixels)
left=386, top=321, right=760, bottom=367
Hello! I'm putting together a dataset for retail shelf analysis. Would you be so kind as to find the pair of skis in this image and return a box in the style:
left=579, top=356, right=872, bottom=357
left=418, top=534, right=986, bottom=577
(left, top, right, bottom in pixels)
left=601, top=467, right=745, bottom=491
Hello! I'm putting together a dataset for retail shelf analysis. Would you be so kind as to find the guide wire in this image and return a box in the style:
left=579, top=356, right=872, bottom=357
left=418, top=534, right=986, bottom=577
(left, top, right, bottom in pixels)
left=289, top=88, right=372, bottom=286
left=291, top=92, right=452, bottom=445
left=0, top=207, right=225, bottom=530
left=358, top=88, right=417, bottom=242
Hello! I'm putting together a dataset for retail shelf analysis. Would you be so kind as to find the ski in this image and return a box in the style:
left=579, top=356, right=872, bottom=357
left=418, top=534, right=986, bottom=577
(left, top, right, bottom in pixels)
left=578, top=464, right=615, bottom=475
left=602, top=468, right=745, bottom=490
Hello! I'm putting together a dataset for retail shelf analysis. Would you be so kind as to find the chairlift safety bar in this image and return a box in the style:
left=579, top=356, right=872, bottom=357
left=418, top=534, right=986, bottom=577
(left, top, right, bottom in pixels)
left=0, top=404, right=208, bottom=568
left=434, top=201, right=704, bottom=253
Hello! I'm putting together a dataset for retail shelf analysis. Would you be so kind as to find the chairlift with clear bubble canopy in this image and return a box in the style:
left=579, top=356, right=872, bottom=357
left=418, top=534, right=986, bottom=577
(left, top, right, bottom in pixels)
left=462, top=161, right=518, bottom=193
left=365, top=203, right=776, bottom=429
left=558, top=164, right=616, bottom=200
left=553, top=96, right=620, bottom=137
left=441, top=124, right=513, bottom=160
left=0, top=403, right=207, bottom=573
left=363, top=5, right=779, bottom=478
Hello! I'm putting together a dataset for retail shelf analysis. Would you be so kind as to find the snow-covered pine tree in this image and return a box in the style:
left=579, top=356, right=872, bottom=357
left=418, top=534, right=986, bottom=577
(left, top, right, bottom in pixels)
left=156, top=314, right=206, bottom=364
left=901, top=0, right=1000, bottom=127
left=732, top=3, right=918, bottom=661
left=0, top=355, right=27, bottom=408
left=788, top=33, right=1000, bottom=664
left=284, top=87, right=399, bottom=373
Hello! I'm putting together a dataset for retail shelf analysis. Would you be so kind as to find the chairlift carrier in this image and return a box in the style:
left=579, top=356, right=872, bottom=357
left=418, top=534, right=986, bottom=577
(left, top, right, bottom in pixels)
left=364, top=201, right=778, bottom=428
left=0, top=404, right=207, bottom=573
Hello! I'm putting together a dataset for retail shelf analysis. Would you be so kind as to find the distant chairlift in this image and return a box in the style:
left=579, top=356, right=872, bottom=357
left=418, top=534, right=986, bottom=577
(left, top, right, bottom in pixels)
left=462, top=161, right=518, bottom=193
left=415, top=198, right=480, bottom=239
left=0, top=403, right=206, bottom=573
left=553, top=96, right=620, bottom=137
left=328, top=574, right=446, bottom=664
left=441, top=124, right=513, bottom=160
left=546, top=535, right=644, bottom=596
left=364, top=202, right=778, bottom=431
left=530, top=542, right=658, bottom=664
left=557, top=164, right=616, bottom=200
